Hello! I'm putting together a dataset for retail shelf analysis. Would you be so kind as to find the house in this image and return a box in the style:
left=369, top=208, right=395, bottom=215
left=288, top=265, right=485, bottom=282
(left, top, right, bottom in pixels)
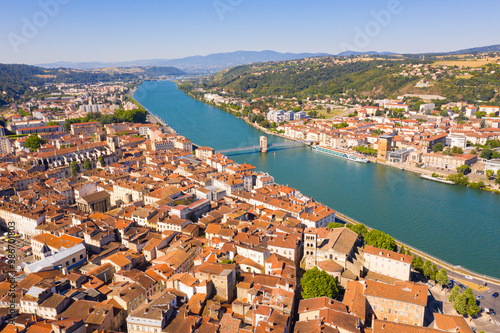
left=194, top=262, right=236, bottom=302
left=344, top=280, right=428, bottom=326
left=363, top=245, right=412, bottom=281
left=422, top=153, right=478, bottom=172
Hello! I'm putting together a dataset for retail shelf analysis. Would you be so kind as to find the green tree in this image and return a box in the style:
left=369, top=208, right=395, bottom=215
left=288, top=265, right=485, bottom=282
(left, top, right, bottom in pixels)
left=486, top=170, right=494, bottom=178
left=327, top=222, right=344, bottom=230
left=456, top=165, right=471, bottom=175
left=24, top=134, right=46, bottom=152
left=399, top=245, right=406, bottom=254
left=346, top=223, right=367, bottom=235
left=301, top=266, right=339, bottom=299
left=451, top=146, right=463, bottom=154
left=70, top=161, right=80, bottom=176
left=481, top=148, right=493, bottom=160
left=436, top=269, right=449, bottom=286
left=430, top=264, right=438, bottom=281
left=448, top=285, right=460, bottom=303
left=83, top=158, right=92, bottom=170
left=46, top=121, right=59, bottom=126
left=98, top=155, right=106, bottom=166
left=364, top=230, right=396, bottom=251
left=433, top=143, right=444, bottom=152
left=454, top=293, right=468, bottom=314
left=423, top=260, right=432, bottom=278
left=412, top=255, right=424, bottom=271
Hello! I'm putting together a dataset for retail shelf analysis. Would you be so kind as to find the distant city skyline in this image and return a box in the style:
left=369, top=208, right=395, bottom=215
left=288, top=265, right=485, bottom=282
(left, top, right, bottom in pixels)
left=1, top=0, right=499, bottom=65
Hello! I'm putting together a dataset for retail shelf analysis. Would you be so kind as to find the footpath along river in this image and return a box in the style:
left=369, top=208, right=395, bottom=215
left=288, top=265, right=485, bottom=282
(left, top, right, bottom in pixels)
left=134, top=80, right=500, bottom=278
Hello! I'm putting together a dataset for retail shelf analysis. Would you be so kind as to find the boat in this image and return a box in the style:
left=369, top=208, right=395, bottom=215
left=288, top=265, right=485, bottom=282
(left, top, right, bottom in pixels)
left=312, top=146, right=369, bottom=163
left=419, top=174, right=455, bottom=185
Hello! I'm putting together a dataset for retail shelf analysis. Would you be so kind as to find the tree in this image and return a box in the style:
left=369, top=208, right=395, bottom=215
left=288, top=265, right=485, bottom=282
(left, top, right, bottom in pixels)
left=346, top=223, right=367, bottom=235
left=451, top=146, right=463, bottom=154
left=327, top=222, right=344, bottom=230
left=481, top=147, right=493, bottom=160
left=436, top=269, right=449, bottom=286
left=24, top=134, right=46, bottom=152
left=98, top=155, right=106, bottom=166
left=423, top=260, right=432, bottom=278
left=456, top=165, right=471, bottom=175
left=433, top=143, right=444, bottom=152
left=448, top=285, right=460, bottom=303
left=364, top=230, right=396, bottom=251
left=70, top=161, right=80, bottom=176
left=301, top=266, right=339, bottom=299
left=486, top=170, right=494, bottom=178
left=412, top=255, right=424, bottom=271
left=430, top=264, right=438, bottom=281
left=46, top=121, right=59, bottom=126
left=454, top=293, right=468, bottom=315
left=83, top=158, right=92, bottom=170
left=399, top=245, right=406, bottom=254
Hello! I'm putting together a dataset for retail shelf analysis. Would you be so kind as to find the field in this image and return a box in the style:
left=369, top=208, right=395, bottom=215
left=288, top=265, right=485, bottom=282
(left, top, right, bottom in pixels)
left=433, top=57, right=500, bottom=67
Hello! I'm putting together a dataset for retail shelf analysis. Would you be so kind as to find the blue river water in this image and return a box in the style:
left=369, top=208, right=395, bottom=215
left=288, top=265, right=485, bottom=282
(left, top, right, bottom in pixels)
left=135, top=80, right=500, bottom=278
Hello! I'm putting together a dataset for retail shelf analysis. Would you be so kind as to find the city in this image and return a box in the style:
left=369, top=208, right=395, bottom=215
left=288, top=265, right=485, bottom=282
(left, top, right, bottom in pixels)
left=1, top=1, right=500, bottom=333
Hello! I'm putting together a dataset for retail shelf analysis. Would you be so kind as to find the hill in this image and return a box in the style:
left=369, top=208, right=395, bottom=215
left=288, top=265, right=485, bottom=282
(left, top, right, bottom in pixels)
left=0, top=64, right=184, bottom=106
left=193, top=55, right=500, bottom=103
left=36, top=50, right=331, bottom=73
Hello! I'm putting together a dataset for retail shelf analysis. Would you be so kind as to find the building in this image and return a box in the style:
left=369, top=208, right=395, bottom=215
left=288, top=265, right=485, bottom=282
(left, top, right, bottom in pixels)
left=16, top=125, right=62, bottom=135
left=387, top=147, right=414, bottom=164
left=70, top=122, right=102, bottom=136
left=479, top=105, right=500, bottom=115
left=377, top=135, right=393, bottom=161
left=421, top=133, right=447, bottom=152
left=76, top=191, right=111, bottom=213
left=303, top=227, right=359, bottom=270
left=363, top=245, right=412, bottom=281
left=31, top=233, right=84, bottom=261
left=446, top=133, right=467, bottom=149
left=484, top=159, right=500, bottom=173
left=126, top=290, right=176, bottom=333
left=24, top=243, right=87, bottom=273
left=0, top=137, right=12, bottom=154
left=422, top=152, right=478, bottom=172
left=344, top=280, right=428, bottom=326
left=194, top=262, right=236, bottom=302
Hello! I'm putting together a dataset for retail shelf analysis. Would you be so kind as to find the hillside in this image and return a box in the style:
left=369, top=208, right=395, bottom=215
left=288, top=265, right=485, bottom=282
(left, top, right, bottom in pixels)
left=197, top=55, right=500, bottom=103
left=0, top=64, right=184, bottom=106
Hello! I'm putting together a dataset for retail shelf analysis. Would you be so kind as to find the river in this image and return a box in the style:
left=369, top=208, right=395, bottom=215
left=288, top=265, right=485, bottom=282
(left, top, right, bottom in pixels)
left=134, top=80, right=500, bottom=278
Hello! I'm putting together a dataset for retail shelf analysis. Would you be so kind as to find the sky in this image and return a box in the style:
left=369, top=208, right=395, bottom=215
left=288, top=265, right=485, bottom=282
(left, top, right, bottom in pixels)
left=1, top=0, right=499, bottom=65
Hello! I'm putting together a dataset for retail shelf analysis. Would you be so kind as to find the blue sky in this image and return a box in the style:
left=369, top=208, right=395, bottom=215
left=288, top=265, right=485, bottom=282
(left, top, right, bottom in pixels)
left=1, top=0, right=499, bottom=64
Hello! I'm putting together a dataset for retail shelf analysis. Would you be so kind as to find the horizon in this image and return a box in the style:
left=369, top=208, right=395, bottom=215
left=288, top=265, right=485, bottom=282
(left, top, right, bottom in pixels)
left=1, top=0, right=500, bottom=65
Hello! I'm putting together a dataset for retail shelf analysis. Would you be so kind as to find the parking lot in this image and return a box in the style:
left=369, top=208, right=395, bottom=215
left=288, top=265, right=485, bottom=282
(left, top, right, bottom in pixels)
left=0, top=235, right=33, bottom=268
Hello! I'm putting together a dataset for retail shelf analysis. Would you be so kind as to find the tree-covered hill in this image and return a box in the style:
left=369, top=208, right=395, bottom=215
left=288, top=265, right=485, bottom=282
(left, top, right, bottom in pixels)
left=198, top=55, right=500, bottom=103
left=0, top=64, right=184, bottom=106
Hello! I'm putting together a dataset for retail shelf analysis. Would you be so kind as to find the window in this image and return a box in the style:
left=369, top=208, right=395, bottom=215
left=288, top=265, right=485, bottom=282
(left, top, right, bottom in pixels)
left=72, top=258, right=76, bottom=263
left=80, top=254, right=84, bottom=259
left=388, top=308, right=392, bottom=314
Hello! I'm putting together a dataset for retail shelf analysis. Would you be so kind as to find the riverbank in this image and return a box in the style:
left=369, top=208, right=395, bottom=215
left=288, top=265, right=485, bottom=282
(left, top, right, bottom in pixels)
left=135, top=80, right=500, bottom=279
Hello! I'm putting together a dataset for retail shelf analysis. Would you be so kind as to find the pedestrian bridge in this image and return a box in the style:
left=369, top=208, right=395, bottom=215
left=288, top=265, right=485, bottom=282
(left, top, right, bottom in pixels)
left=215, top=138, right=313, bottom=155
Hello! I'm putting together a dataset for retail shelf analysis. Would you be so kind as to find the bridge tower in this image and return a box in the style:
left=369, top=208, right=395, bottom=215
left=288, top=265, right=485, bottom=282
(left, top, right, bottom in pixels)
left=260, top=136, right=268, bottom=153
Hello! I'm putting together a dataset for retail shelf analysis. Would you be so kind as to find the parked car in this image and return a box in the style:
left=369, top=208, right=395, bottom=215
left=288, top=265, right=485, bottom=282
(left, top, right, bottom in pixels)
left=485, top=308, right=496, bottom=315
left=465, top=275, right=473, bottom=280
left=492, top=292, right=499, bottom=298
left=476, top=295, right=485, bottom=300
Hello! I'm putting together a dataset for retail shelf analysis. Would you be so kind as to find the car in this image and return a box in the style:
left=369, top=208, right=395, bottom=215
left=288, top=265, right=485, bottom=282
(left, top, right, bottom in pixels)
left=459, top=284, right=466, bottom=290
left=476, top=295, right=484, bottom=300
left=490, top=309, right=496, bottom=315
left=465, top=275, right=473, bottom=280
left=493, top=292, right=499, bottom=298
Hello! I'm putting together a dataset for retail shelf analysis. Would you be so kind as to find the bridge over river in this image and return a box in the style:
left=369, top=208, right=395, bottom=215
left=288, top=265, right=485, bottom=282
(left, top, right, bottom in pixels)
left=211, top=137, right=313, bottom=155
